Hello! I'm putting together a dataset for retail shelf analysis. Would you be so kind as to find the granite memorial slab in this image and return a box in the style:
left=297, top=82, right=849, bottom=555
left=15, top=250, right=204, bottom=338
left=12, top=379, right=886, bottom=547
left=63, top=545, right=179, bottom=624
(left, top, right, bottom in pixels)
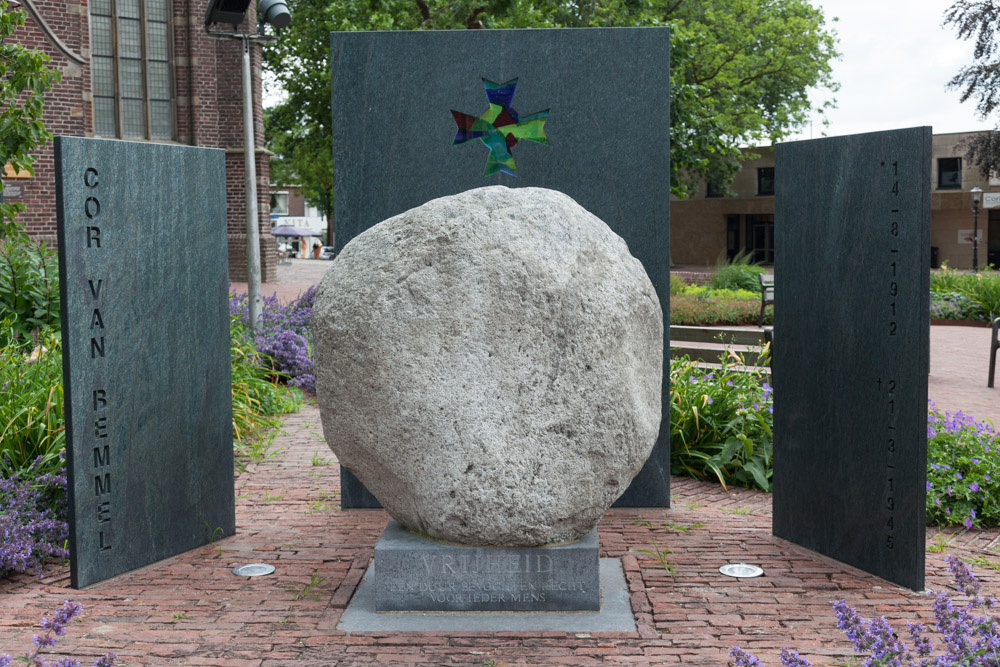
left=772, top=127, right=930, bottom=591
left=330, top=27, right=671, bottom=509
left=55, top=137, right=235, bottom=589
left=374, top=520, right=599, bottom=612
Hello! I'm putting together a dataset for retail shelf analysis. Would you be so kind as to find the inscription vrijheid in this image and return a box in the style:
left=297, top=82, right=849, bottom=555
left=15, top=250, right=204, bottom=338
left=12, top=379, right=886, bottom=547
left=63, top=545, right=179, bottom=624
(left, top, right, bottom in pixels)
left=83, top=165, right=113, bottom=553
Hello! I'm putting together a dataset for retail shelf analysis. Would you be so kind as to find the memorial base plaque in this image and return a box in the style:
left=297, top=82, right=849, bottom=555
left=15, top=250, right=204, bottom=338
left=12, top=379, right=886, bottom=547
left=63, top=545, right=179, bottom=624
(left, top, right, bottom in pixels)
left=374, top=521, right=600, bottom=612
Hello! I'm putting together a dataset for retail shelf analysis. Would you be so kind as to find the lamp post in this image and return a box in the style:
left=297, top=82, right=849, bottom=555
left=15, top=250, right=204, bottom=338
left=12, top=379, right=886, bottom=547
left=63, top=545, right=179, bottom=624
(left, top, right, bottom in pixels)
left=971, top=186, right=983, bottom=272
left=205, top=0, right=290, bottom=332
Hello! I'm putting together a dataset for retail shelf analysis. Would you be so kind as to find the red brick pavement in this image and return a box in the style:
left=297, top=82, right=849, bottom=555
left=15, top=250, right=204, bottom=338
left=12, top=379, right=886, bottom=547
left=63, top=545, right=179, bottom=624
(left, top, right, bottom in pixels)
left=3, top=264, right=997, bottom=665
left=2, top=401, right=999, bottom=666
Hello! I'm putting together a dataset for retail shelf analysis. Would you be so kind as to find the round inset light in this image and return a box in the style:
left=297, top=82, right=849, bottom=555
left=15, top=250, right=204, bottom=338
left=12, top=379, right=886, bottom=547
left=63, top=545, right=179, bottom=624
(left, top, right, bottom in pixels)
left=719, top=563, right=763, bottom=578
left=232, top=563, right=275, bottom=577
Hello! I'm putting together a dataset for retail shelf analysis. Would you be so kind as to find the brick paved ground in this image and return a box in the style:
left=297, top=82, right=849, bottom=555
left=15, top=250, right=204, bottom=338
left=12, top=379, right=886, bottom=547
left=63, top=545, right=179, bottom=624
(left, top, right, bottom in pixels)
left=3, top=262, right=997, bottom=666
left=2, top=406, right=998, bottom=666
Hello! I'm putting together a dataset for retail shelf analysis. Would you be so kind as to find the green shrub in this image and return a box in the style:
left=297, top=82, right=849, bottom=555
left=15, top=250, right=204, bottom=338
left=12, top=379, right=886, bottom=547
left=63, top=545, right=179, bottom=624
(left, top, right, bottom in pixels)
left=0, top=329, right=64, bottom=479
left=0, top=237, right=60, bottom=347
left=964, top=270, right=1000, bottom=320
left=671, top=292, right=770, bottom=326
left=669, top=274, right=688, bottom=295
left=927, top=404, right=1000, bottom=529
left=710, top=252, right=766, bottom=293
left=669, top=349, right=773, bottom=492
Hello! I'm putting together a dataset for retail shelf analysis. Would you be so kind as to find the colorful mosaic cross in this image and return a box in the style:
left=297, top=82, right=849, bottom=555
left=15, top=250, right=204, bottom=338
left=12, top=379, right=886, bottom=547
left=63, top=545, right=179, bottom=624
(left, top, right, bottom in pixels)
left=451, top=78, right=549, bottom=177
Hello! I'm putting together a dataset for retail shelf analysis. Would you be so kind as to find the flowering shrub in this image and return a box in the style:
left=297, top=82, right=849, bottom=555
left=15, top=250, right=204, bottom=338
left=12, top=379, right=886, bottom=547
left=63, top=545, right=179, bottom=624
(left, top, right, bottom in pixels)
left=0, top=457, right=67, bottom=578
left=1, top=600, right=116, bottom=667
left=927, top=402, right=1000, bottom=529
left=930, top=266, right=1000, bottom=321
left=670, top=350, right=773, bottom=492
left=230, top=286, right=315, bottom=392
left=930, top=291, right=987, bottom=321
left=730, top=555, right=1000, bottom=666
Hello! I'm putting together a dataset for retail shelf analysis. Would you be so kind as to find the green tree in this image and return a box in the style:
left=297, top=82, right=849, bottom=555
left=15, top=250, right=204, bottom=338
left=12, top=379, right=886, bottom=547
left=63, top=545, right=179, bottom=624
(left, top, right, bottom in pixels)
left=0, top=0, right=60, bottom=236
left=945, top=1, right=1000, bottom=179
left=263, top=0, right=838, bottom=211
left=0, top=0, right=61, bottom=344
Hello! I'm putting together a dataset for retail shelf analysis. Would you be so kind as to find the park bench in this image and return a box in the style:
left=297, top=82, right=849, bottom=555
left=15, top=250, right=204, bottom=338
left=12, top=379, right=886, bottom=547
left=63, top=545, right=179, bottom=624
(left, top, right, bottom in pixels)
left=990, top=316, right=1000, bottom=388
left=670, top=325, right=773, bottom=376
left=758, top=273, right=774, bottom=327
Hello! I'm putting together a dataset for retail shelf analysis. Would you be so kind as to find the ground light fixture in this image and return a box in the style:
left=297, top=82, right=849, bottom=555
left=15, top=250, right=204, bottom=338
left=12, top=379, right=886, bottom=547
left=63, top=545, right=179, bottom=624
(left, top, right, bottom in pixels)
left=232, top=563, right=275, bottom=577
left=971, top=186, right=983, bottom=272
left=205, top=1, right=290, bottom=333
left=719, top=563, right=764, bottom=578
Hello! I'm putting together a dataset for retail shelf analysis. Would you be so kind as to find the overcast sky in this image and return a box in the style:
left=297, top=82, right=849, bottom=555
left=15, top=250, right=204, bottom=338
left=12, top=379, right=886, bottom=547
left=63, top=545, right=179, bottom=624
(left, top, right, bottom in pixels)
left=788, top=0, right=994, bottom=141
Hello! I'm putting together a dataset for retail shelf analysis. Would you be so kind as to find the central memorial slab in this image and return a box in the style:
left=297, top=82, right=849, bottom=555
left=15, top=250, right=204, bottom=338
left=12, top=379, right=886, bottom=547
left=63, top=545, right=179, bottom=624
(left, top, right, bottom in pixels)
left=56, top=137, right=234, bottom=589
left=329, top=27, right=671, bottom=509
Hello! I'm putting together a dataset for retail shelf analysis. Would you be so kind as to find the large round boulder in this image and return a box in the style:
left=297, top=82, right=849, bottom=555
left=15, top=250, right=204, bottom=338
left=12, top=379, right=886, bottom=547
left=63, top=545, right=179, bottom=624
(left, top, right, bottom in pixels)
left=314, top=186, right=662, bottom=546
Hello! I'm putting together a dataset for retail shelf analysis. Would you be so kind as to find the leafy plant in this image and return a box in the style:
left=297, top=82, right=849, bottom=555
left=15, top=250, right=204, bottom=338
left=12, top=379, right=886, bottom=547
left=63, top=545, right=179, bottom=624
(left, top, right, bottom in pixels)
left=926, top=402, right=1000, bottom=529
left=730, top=555, right=1000, bottom=666
left=0, top=239, right=60, bottom=346
left=710, top=252, right=766, bottom=293
left=230, top=314, right=301, bottom=473
left=0, top=0, right=61, bottom=235
left=0, top=330, right=64, bottom=479
left=635, top=539, right=677, bottom=578
left=292, top=573, right=328, bottom=601
left=669, top=349, right=774, bottom=492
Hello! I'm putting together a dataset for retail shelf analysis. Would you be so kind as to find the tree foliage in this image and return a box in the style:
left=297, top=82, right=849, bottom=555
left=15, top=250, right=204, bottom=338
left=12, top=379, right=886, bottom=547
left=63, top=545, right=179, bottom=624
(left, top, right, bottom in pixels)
left=944, top=1, right=1000, bottom=178
left=263, top=0, right=839, bottom=215
left=0, top=0, right=60, bottom=237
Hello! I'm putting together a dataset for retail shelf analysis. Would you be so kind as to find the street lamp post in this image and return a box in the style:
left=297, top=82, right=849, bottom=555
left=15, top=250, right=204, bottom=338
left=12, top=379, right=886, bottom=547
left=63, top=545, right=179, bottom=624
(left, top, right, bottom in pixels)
left=971, top=186, right=983, bottom=272
left=205, top=0, right=290, bottom=333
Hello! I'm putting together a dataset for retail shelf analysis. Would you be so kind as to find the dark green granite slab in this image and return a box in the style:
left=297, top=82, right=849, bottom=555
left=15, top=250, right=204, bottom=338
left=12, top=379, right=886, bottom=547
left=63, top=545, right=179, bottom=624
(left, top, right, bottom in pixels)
left=773, top=128, right=930, bottom=591
left=330, top=27, right=670, bottom=509
left=55, top=137, right=234, bottom=589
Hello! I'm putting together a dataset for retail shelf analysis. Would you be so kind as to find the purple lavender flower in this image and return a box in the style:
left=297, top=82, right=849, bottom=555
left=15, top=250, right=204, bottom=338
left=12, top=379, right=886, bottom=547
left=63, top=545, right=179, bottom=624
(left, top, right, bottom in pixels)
left=0, top=460, right=69, bottom=578
left=970, top=483, right=980, bottom=493
left=729, top=647, right=763, bottom=666
left=777, top=648, right=810, bottom=666
left=965, top=517, right=974, bottom=529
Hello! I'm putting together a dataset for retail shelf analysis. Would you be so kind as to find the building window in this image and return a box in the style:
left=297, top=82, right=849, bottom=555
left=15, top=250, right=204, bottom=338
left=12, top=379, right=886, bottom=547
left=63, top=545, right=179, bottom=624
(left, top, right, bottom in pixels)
left=90, top=0, right=174, bottom=140
left=938, top=157, right=962, bottom=190
left=757, top=167, right=775, bottom=196
left=706, top=182, right=723, bottom=198
left=270, top=192, right=289, bottom=215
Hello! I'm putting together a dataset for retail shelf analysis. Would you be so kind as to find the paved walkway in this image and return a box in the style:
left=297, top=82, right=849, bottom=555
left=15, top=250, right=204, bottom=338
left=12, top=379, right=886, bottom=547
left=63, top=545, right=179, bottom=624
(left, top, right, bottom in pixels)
left=1, top=263, right=996, bottom=665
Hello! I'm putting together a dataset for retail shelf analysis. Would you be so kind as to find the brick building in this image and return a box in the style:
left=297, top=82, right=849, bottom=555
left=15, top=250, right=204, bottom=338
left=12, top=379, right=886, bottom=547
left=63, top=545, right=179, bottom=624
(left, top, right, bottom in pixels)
left=8, top=0, right=276, bottom=281
left=672, top=130, right=1000, bottom=271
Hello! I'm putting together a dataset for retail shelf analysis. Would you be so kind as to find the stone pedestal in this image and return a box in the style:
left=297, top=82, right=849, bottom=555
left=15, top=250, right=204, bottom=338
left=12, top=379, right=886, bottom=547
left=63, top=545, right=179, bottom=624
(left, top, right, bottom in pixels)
left=373, top=521, right=600, bottom=612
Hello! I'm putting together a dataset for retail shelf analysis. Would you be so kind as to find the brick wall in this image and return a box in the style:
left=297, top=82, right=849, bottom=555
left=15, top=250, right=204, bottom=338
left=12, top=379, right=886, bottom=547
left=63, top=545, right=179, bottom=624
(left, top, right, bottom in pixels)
left=12, top=0, right=274, bottom=282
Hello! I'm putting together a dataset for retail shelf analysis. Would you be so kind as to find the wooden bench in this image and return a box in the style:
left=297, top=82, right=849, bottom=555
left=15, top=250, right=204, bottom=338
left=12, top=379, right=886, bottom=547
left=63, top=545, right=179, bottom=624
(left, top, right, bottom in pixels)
left=670, top=325, right=773, bottom=372
left=990, top=316, right=1000, bottom=388
left=758, top=273, right=774, bottom=327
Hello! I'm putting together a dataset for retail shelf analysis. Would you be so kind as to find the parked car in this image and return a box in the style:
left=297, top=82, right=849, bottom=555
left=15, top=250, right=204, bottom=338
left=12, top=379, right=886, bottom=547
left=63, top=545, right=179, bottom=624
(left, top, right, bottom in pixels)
left=320, top=246, right=335, bottom=259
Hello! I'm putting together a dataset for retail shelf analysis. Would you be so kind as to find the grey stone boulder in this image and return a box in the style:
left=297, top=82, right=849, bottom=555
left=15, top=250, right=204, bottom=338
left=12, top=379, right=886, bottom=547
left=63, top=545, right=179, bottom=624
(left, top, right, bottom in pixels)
left=313, top=186, right=662, bottom=546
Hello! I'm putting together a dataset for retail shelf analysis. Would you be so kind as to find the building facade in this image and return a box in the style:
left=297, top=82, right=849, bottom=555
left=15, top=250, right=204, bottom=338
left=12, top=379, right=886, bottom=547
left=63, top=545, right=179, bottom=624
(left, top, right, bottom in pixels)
left=672, top=131, right=1000, bottom=271
left=7, top=0, right=276, bottom=282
